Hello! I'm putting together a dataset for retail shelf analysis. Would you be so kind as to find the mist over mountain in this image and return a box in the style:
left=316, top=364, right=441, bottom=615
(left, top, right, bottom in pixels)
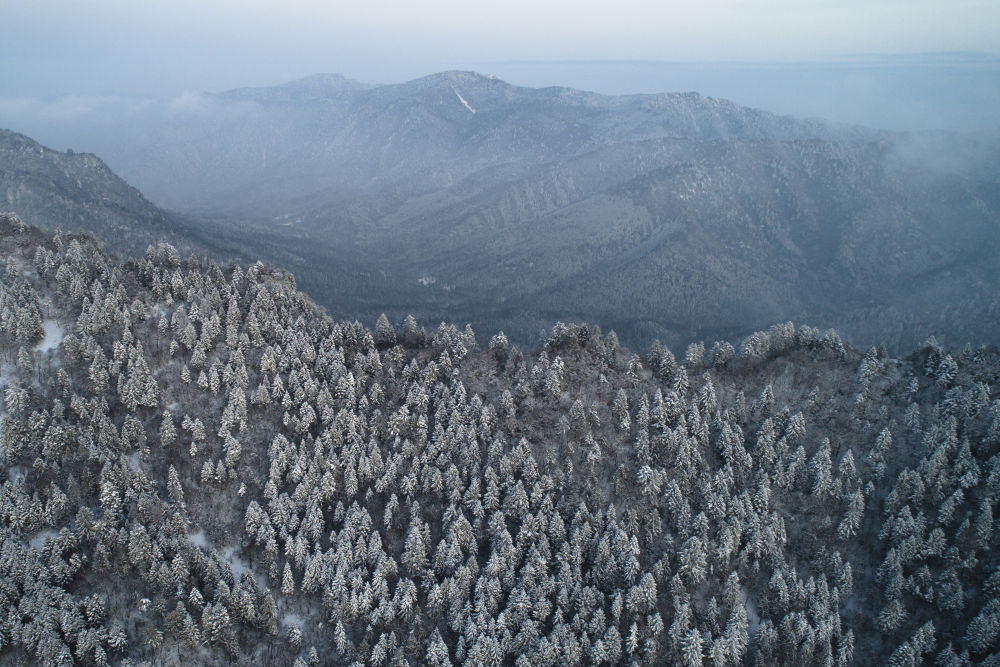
left=1, top=65, right=1000, bottom=667
left=3, top=72, right=1000, bottom=354
left=112, top=71, right=865, bottom=215
left=4, top=0, right=1000, bottom=661
left=456, top=55, right=1000, bottom=134
left=98, top=72, right=1000, bottom=351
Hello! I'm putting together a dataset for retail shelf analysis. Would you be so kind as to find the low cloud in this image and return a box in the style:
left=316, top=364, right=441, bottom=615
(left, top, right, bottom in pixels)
left=0, top=94, right=157, bottom=122
left=168, top=91, right=214, bottom=115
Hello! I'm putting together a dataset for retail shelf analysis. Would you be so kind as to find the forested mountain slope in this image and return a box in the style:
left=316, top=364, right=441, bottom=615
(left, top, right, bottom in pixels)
left=0, top=130, right=246, bottom=263
left=1, top=214, right=999, bottom=665
left=93, top=72, right=1000, bottom=351
left=113, top=71, right=856, bottom=217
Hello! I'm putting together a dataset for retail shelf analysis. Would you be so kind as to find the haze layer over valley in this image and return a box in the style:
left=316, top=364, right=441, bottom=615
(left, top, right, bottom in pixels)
left=4, top=71, right=999, bottom=352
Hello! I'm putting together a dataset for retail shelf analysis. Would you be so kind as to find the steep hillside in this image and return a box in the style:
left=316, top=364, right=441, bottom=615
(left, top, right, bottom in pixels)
left=1, top=217, right=999, bottom=665
left=0, top=130, right=240, bottom=262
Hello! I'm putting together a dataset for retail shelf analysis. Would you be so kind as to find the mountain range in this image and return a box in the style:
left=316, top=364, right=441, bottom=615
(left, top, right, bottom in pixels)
left=2, top=71, right=1000, bottom=664
left=4, top=72, right=1000, bottom=351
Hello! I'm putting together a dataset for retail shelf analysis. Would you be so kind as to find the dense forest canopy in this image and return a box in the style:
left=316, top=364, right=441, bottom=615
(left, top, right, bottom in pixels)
left=0, top=212, right=998, bottom=665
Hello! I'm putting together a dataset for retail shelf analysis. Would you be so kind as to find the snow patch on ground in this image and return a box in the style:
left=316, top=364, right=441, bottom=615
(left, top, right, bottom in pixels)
left=453, top=88, right=476, bottom=114
left=187, top=530, right=209, bottom=549
left=282, top=613, right=305, bottom=627
left=187, top=534, right=261, bottom=586
left=34, top=320, right=64, bottom=353
left=843, top=591, right=865, bottom=616
left=28, top=529, right=58, bottom=552
left=742, top=586, right=761, bottom=636
left=221, top=545, right=249, bottom=581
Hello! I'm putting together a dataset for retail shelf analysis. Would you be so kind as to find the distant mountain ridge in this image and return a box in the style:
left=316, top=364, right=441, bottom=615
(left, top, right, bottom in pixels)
left=119, top=71, right=871, bottom=216
left=5, top=73, right=1000, bottom=352
left=218, top=73, right=374, bottom=104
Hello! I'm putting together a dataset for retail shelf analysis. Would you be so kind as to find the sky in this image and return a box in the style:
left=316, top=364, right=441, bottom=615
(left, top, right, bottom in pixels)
left=1, top=0, right=999, bottom=96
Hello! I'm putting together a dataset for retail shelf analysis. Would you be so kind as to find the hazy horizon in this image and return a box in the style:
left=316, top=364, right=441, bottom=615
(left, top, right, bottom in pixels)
left=3, top=0, right=999, bottom=94
left=4, top=0, right=1000, bottom=146
left=3, top=53, right=999, bottom=163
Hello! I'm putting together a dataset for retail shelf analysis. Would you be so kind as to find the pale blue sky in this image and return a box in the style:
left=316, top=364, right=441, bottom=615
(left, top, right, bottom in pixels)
left=1, top=0, right=998, bottom=95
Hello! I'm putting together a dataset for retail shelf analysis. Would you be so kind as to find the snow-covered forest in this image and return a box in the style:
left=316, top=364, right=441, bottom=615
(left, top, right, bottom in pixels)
left=1, top=212, right=999, bottom=665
